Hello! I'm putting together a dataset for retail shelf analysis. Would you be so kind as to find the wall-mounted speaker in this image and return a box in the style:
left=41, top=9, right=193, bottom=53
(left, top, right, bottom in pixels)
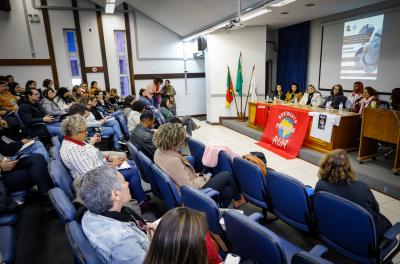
left=197, top=37, right=207, bottom=51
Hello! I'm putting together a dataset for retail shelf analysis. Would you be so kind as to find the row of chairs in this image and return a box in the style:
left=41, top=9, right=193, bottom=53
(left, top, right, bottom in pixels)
left=185, top=138, right=400, bottom=264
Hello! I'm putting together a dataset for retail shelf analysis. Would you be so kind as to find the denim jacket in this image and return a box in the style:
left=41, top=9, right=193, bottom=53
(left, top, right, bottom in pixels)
left=81, top=211, right=150, bottom=264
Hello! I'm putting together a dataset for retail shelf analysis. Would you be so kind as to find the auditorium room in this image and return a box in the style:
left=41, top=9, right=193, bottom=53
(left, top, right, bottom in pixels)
left=1, top=0, right=400, bottom=263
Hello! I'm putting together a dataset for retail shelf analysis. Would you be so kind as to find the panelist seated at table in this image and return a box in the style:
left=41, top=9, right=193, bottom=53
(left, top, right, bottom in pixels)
left=299, top=84, right=322, bottom=106
left=355, top=86, right=380, bottom=114
left=285, top=83, right=303, bottom=103
left=321, top=84, right=348, bottom=109
left=391, top=88, right=400, bottom=111
left=273, top=84, right=285, bottom=100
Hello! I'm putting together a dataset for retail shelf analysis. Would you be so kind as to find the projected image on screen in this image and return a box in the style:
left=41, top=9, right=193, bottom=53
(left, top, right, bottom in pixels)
left=340, top=14, right=384, bottom=80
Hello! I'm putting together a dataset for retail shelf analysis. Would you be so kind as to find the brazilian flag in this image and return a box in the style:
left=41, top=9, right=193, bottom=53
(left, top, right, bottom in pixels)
left=235, top=53, right=243, bottom=97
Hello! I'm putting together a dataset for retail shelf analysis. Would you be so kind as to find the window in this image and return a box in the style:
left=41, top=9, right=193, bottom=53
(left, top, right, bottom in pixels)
left=64, top=30, right=81, bottom=86
left=115, top=31, right=130, bottom=96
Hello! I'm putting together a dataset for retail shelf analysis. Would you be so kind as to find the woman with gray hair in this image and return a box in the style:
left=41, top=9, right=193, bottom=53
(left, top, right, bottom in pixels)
left=59, top=114, right=147, bottom=208
left=77, top=165, right=154, bottom=264
left=153, top=123, right=246, bottom=208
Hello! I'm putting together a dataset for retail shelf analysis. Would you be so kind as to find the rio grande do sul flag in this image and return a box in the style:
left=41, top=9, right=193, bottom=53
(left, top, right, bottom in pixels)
left=225, top=67, right=234, bottom=108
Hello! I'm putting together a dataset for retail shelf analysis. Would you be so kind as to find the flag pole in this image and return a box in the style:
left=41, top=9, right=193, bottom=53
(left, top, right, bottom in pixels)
left=229, top=66, right=240, bottom=118
left=243, top=65, right=255, bottom=117
left=239, top=53, right=243, bottom=120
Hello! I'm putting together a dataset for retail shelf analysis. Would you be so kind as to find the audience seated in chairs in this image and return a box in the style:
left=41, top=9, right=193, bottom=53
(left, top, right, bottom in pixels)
left=138, top=88, right=166, bottom=127
left=76, top=165, right=152, bottom=264
left=0, top=127, right=53, bottom=206
left=54, top=87, right=75, bottom=113
left=322, top=84, right=348, bottom=109
left=159, top=98, right=200, bottom=136
left=315, top=149, right=392, bottom=240
left=285, top=83, right=303, bottom=103
left=299, top=84, right=322, bottom=106
left=41, top=88, right=67, bottom=121
left=130, top=110, right=157, bottom=161
left=0, top=80, right=18, bottom=114
left=108, top=88, right=121, bottom=105
left=7, top=82, right=24, bottom=100
left=59, top=114, right=146, bottom=206
left=78, top=96, right=126, bottom=150
left=122, top=95, right=135, bottom=119
left=128, top=100, right=146, bottom=132
left=18, top=87, right=62, bottom=138
left=144, top=207, right=221, bottom=264
left=153, top=123, right=246, bottom=208
left=356, top=86, right=380, bottom=113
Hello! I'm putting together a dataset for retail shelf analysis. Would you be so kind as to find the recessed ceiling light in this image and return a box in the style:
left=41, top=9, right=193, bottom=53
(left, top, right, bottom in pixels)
left=305, top=3, right=315, bottom=7
left=280, top=11, right=289, bottom=15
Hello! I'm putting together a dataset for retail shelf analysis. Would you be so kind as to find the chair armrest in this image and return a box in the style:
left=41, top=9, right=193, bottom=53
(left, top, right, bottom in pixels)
left=384, top=222, right=400, bottom=241
left=201, top=188, right=220, bottom=198
left=248, top=212, right=264, bottom=223
left=308, top=244, right=328, bottom=257
left=305, top=186, right=314, bottom=197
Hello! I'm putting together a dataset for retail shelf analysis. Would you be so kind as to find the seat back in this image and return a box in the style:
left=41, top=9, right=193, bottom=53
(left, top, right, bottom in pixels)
left=291, top=251, right=334, bottom=264
left=49, top=187, right=76, bottom=224
left=50, top=145, right=61, bottom=160
left=14, top=110, right=26, bottom=128
left=232, top=157, right=268, bottom=208
left=212, top=151, right=234, bottom=175
left=151, top=164, right=182, bottom=209
left=65, top=221, right=103, bottom=264
left=127, top=142, right=147, bottom=183
left=0, top=226, right=16, bottom=264
left=313, top=191, right=376, bottom=263
left=180, top=185, right=223, bottom=235
left=187, top=138, right=206, bottom=172
left=48, top=159, right=74, bottom=200
left=137, top=151, right=162, bottom=197
left=223, top=210, right=286, bottom=264
left=51, top=136, right=61, bottom=148
left=267, top=171, right=313, bottom=232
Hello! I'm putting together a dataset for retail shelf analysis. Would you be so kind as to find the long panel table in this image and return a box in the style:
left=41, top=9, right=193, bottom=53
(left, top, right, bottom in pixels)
left=248, top=101, right=362, bottom=153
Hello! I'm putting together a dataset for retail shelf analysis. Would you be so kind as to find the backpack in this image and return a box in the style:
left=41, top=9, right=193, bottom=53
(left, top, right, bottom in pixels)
left=243, top=154, right=267, bottom=176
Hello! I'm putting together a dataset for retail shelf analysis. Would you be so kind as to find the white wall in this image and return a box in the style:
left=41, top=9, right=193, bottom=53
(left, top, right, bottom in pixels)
left=205, top=26, right=267, bottom=123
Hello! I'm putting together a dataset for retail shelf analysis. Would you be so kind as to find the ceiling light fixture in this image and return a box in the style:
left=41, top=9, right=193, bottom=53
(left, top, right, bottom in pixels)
left=241, top=8, right=271, bottom=21
left=269, top=0, right=297, bottom=8
left=105, top=0, right=116, bottom=14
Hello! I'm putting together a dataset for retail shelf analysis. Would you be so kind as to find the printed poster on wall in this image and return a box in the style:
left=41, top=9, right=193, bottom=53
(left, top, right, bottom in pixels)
left=257, top=105, right=311, bottom=159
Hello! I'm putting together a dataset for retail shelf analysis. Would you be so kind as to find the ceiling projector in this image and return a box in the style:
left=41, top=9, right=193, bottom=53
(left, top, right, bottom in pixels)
left=224, top=18, right=246, bottom=31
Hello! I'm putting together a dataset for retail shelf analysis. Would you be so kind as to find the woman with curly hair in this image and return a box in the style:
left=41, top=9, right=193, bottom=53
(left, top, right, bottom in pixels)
left=315, top=149, right=391, bottom=239
left=153, top=123, right=246, bottom=208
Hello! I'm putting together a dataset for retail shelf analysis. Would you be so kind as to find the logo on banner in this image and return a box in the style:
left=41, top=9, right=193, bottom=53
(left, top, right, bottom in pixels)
left=273, top=111, right=297, bottom=148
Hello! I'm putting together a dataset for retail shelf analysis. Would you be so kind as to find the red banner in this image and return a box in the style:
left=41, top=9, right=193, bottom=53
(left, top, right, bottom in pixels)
left=257, top=105, right=311, bottom=159
left=254, top=102, right=269, bottom=128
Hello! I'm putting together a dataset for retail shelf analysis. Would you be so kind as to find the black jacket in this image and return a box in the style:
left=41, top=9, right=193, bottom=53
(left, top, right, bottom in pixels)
left=0, top=129, right=22, bottom=156
left=315, top=180, right=391, bottom=239
left=18, top=97, right=48, bottom=137
left=130, top=124, right=156, bottom=161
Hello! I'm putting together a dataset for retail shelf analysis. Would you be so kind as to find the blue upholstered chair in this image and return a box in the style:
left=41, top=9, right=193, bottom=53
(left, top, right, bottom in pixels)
left=0, top=213, right=17, bottom=226
left=49, top=145, right=61, bottom=160
left=0, top=226, right=16, bottom=264
left=267, top=171, right=314, bottom=232
left=291, top=245, right=334, bottom=264
left=212, top=151, right=234, bottom=175
left=51, top=136, right=61, bottom=148
left=127, top=142, right=147, bottom=183
left=48, top=159, right=74, bottom=200
left=65, top=221, right=103, bottom=264
left=223, top=210, right=326, bottom=264
left=187, top=138, right=206, bottom=172
left=136, top=151, right=162, bottom=198
left=232, top=157, right=269, bottom=212
left=180, top=185, right=223, bottom=236
left=313, top=191, right=400, bottom=264
left=49, top=187, right=76, bottom=224
left=151, top=164, right=182, bottom=209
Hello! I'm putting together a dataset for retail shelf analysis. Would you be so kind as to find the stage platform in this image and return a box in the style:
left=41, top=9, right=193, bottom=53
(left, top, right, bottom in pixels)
left=221, top=119, right=400, bottom=200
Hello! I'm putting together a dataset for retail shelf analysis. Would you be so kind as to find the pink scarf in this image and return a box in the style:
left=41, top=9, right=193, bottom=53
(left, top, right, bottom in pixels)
left=358, top=96, right=375, bottom=114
